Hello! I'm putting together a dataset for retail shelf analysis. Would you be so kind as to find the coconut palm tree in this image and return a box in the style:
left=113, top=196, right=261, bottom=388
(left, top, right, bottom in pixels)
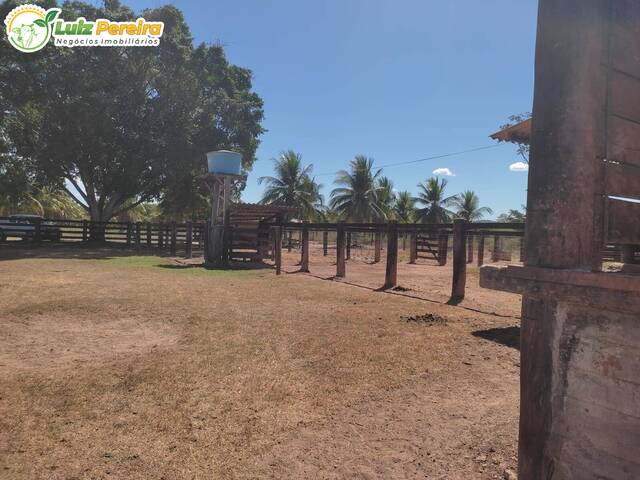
left=376, top=176, right=396, bottom=219
left=394, top=190, right=416, bottom=223
left=451, top=190, right=493, bottom=221
left=330, top=155, right=385, bottom=222
left=258, top=150, right=323, bottom=220
left=414, top=177, right=455, bottom=223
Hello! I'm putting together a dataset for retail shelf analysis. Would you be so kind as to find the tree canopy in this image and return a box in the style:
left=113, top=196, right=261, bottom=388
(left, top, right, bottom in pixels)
left=330, top=155, right=385, bottom=222
left=0, top=0, right=264, bottom=222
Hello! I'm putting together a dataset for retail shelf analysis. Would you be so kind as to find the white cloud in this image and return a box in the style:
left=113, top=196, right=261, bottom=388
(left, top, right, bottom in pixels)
left=432, top=167, right=455, bottom=176
left=509, top=161, right=529, bottom=172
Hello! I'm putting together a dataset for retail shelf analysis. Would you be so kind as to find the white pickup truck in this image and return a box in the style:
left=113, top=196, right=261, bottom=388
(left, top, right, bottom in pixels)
left=0, top=214, right=62, bottom=242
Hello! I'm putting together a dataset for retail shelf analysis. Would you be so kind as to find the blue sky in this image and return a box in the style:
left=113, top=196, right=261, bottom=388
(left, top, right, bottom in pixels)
left=127, top=0, right=538, bottom=218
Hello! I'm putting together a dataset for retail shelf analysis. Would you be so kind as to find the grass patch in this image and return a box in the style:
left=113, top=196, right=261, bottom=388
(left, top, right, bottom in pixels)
left=89, top=255, right=258, bottom=277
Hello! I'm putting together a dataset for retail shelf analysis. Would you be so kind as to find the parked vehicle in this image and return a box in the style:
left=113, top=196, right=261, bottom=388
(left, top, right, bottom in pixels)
left=0, top=214, right=62, bottom=242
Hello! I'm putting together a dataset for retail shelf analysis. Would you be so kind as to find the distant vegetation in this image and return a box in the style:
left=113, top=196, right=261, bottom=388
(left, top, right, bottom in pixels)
left=259, top=151, right=500, bottom=224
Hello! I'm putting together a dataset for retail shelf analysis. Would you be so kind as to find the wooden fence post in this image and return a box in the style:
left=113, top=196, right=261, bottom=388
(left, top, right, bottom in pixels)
left=383, top=221, right=398, bottom=289
left=374, top=229, right=382, bottom=263
left=33, top=217, right=41, bottom=246
left=186, top=221, right=193, bottom=258
left=126, top=222, right=132, bottom=247
left=492, top=235, right=500, bottom=262
left=158, top=223, right=164, bottom=248
left=467, top=233, right=474, bottom=263
left=409, top=229, right=418, bottom=264
left=322, top=231, right=328, bottom=256
left=336, top=222, right=346, bottom=277
left=82, top=220, right=88, bottom=242
left=449, top=219, right=467, bottom=304
left=346, top=231, right=352, bottom=260
left=170, top=221, right=177, bottom=256
left=477, top=233, right=485, bottom=267
left=274, top=226, right=282, bottom=275
left=146, top=222, right=152, bottom=247
left=301, top=222, right=310, bottom=272
left=135, top=222, right=141, bottom=251
left=438, top=230, right=448, bottom=266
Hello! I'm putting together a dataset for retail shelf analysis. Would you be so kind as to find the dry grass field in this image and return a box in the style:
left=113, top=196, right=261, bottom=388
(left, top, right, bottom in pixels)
left=0, top=246, right=520, bottom=479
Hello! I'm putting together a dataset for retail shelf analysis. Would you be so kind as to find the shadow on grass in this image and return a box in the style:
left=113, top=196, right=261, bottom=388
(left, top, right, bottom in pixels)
left=472, top=326, right=520, bottom=350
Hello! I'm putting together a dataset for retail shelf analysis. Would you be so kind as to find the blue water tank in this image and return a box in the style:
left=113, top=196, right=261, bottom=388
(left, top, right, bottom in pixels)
left=206, top=150, right=242, bottom=175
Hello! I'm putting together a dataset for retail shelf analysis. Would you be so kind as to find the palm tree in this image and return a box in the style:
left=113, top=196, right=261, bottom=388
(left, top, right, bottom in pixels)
left=414, top=177, right=455, bottom=223
left=497, top=206, right=526, bottom=222
left=258, top=150, right=323, bottom=220
left=330, top=155, right=385, bottom=222
left=394, top=191, right=415, bottom=223
left=376, top=176, right=396, bottom=219
left=451, top=190, right=493, bottom=221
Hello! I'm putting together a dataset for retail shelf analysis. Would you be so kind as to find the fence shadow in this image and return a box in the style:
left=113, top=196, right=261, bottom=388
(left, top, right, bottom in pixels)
left=472, top=326, right=520, bottom=350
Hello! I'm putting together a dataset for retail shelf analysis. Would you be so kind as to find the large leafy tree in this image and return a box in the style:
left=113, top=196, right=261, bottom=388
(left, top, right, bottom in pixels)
left=258, top=150, right=323, bottom=220
left=0, top=0, right=264, bottom=226
left=330, top=155, right=385, bottom=222
left=414, top=177, right=455, bottom=224
left=450, top=190, right=493, bottom=222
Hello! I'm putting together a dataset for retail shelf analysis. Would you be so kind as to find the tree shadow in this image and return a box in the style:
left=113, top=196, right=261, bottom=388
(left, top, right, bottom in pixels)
left=472, top=326, right=520, bottom=350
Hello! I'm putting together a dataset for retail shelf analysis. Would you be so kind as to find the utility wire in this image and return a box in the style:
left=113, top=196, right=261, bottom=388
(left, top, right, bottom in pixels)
left=313, top=143, right=507, bottom=177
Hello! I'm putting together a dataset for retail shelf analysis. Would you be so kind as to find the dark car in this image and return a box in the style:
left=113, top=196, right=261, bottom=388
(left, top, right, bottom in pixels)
left=0, top=214, right=62, bottom=242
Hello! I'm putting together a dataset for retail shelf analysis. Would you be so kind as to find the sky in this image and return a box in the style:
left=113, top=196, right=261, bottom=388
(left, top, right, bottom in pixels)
left=124, top=0, right=538, bottom=218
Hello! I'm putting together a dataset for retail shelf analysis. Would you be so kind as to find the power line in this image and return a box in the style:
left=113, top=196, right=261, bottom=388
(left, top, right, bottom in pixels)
left=313, top=143, right=507, bottom=177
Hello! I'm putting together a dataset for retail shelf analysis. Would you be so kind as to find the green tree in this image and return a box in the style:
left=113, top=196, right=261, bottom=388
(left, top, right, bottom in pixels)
left=0, top=0, right=264, bottom=228
left=258, top=150, right=323, bottom=220
left=394, top=190, right=415, bottom=223
left=330, top=155, right=385, bottom=222
left=450, top=190, right=493, bottom=222
left=376, top=176, right=396, bottom=219
left=413, top=177, right=454, bottom=224
left=497, top=207, right=526, bottom=223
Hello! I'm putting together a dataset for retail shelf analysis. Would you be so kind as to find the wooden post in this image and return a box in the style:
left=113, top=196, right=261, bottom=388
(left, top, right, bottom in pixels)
left=374, top=229, right=382, bottom=263
left=126, top=222, right=132, bottom=247
left=33, top=217, right=41, bottom=245
left=477, top=233, right=485, bottom=267
left=146, top=223, right=151, bottom=247
left=438, top=230, right=448, bottom=266
left=158, top=223, right=164, bottom=248
left=185, top=221, right=193, bottom=259
left=467, top=233, right=474, bottom=263
left=301, top=222, right=310, bottom=272
left=135, top=222, right=141, bottom=251
left=492, top=235, right=500, bottom=262
left=383, top=221, right=398, bottom=289
left=448, top=219, right=467, bottom=304
left=273, top=226, right=282, bottom=275
left=170, top=222, right=177, bottom=256
left=322, top=231, right=328, bottom=256
left=336, top=222, right=346, bottom=277
left=409, top=229, right=418, bottom=264
left=346, top=231, right=351, bottom=260
left=82, top=220, right=88, bottom=242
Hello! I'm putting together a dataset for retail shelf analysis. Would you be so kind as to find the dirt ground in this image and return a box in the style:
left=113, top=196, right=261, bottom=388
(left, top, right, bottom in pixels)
left=0, top=245, right=521, bottom=479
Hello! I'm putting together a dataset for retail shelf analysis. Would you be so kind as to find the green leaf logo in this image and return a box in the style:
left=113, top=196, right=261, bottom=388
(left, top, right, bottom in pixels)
left=45, top=10, right=59, bottom=24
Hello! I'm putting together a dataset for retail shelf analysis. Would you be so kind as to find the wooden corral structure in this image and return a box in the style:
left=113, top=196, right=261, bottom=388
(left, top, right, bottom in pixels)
left=228, top=204, right=292, bottom=261
left=481, top=0, right=640, bottom=478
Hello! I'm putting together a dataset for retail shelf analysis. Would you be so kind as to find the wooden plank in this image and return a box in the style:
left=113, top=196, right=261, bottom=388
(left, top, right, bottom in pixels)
left=605, top=161, right=640, bottom=199
left=477, top=233, right=485, bottom=267
left=607, top=197, right=640, bottom=244
left=301, top=222, right=309, bottom=272
left=185, top=222, right=193, bottom=259
left=611, top=0, right=640, bottom=79
left=609, top=70, right=640, bottom=124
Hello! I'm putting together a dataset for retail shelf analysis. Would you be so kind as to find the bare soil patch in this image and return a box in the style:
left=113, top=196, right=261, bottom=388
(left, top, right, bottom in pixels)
left=0, top=246, right=520, bottom=479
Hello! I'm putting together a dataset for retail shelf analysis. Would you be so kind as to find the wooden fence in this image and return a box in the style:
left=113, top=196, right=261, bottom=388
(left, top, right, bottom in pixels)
left=0, top=217, right=206, bottom=258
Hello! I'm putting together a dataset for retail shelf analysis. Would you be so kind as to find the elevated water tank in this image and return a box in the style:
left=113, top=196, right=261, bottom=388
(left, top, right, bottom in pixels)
left=206, top=150, right=242, bottom=175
